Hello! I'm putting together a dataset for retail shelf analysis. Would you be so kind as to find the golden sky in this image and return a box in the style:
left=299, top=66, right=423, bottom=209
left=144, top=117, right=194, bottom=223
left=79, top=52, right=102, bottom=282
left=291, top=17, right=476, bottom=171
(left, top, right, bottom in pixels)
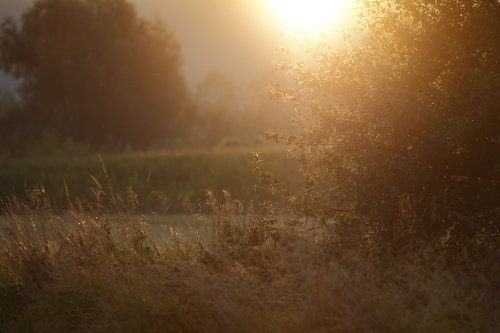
left=137, top=0, right=281, bottom=87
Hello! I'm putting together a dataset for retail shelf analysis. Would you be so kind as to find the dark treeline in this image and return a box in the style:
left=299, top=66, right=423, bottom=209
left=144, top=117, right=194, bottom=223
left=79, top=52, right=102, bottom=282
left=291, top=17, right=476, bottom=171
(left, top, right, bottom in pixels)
left=0, top=0, right=290, bottom=155
left=0, top=0, right=192, bottom=149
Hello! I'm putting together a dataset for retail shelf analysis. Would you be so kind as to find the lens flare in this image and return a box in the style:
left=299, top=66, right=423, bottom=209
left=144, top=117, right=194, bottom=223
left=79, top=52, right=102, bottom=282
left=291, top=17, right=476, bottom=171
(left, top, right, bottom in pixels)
left=268, top=0, right=355, bottom=34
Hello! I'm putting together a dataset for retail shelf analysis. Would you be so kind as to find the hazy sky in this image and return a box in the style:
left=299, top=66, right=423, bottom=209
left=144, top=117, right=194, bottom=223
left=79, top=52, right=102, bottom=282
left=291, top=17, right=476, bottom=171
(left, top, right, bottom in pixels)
left=0, top=0, right=284, bottom=91
left=137, top=0, right=281, bottom=86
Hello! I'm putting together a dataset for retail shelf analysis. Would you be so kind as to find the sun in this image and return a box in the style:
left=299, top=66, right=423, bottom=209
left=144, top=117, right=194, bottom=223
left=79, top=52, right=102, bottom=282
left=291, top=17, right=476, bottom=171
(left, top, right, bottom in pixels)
left=268, top=0, right=356, bottom=34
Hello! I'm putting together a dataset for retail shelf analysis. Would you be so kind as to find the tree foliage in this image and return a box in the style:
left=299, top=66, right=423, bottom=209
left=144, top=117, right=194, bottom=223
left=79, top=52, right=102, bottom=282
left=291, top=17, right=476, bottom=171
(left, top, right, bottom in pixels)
left=273, top=0, right=500, bottom=254
left=0, top=0, right=192, bottom=147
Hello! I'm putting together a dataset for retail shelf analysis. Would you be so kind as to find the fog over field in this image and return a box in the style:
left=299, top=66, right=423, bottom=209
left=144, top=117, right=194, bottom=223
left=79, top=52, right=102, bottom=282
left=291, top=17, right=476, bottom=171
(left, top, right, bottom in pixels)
left=0, top=1, right=498, bottom=331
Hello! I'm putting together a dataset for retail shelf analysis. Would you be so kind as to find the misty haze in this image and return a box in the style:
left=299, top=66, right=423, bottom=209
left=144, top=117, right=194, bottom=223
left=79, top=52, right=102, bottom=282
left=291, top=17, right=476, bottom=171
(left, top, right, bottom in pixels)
left=0, top=1, right=498, bottom=332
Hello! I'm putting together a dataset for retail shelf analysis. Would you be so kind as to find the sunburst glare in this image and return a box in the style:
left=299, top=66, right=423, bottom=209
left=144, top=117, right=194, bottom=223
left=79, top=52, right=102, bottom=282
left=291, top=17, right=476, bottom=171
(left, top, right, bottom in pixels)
left=268, top=0, right=356, bottom=35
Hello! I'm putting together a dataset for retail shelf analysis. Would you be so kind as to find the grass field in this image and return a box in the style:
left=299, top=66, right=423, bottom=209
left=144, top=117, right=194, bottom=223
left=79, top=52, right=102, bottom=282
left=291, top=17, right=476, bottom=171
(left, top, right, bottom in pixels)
left=0, top=189, right=498, bottom=332
left=0, top=146, right=301, bottom=213
left=0, top=147, right=498, bottom=332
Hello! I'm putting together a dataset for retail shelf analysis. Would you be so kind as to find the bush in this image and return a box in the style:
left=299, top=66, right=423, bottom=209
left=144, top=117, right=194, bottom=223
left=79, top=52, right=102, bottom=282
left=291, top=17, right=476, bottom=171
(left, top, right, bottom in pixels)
left=270, top=0, right=500, bottom=256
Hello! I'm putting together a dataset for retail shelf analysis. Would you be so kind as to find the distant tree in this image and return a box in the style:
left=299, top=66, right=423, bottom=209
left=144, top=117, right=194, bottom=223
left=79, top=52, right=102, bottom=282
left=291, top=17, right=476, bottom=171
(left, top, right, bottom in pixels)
left=0, top=0, right=192, bottom=147
left=197, top=70, right=240, bottom=110
left=193, top=70, right=240, bottom=146
left=272, top=0, right=500, bottom=254
left=194, top=70, right=293, bottom=147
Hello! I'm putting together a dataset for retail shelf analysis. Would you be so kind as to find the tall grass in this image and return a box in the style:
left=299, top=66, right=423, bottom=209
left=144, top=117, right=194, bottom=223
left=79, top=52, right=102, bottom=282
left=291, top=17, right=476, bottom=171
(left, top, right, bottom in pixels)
left=0, top=147, right=301, bottom=213
left=0, top=185, right=498, bottom=332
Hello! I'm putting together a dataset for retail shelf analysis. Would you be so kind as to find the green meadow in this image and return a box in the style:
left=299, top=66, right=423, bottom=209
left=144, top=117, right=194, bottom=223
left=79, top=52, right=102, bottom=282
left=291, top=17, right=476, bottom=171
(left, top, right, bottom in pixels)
left=0, top=147, right=301, bottom=213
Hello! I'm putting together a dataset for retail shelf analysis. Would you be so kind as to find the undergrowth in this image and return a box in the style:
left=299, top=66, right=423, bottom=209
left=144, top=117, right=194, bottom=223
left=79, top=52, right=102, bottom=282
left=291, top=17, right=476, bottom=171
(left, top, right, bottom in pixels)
left=0, top=186, right=498, bottom=332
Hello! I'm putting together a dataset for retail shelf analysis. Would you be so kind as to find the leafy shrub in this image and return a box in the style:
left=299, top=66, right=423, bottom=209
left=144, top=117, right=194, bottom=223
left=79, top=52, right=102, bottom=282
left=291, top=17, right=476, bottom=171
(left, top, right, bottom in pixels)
left=269, top=0, right=500, bottom=256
